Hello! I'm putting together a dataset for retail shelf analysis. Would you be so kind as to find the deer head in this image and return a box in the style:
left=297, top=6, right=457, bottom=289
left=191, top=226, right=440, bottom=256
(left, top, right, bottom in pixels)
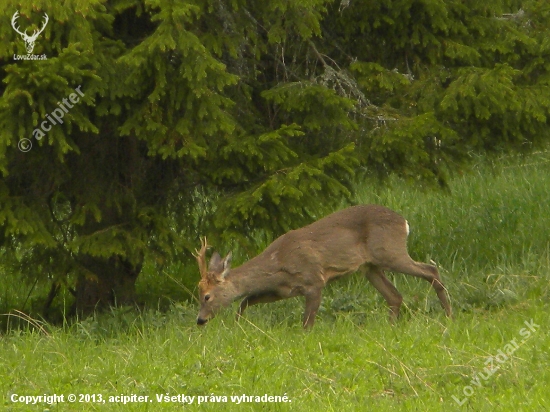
left=194, top=237, right=234, bottom=325
left=11, top=11, right=49, bottom=54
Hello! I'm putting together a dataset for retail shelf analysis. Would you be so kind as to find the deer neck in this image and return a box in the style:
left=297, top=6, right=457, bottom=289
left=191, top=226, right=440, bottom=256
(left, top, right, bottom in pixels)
left=226, top=257, right=278, bottom=300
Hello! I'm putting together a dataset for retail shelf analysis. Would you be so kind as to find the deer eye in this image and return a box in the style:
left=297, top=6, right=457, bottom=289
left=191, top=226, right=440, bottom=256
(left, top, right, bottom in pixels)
left=204, top=294, right=211, bottom=302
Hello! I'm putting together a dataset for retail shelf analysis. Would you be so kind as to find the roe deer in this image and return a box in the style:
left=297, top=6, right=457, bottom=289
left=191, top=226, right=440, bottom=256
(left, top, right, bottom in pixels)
left=195, top=205, right=452, bottom=328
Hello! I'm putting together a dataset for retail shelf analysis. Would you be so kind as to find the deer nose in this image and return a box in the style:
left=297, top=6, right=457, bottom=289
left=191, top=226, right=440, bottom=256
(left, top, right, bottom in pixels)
left=197, top=317, right=208, bottom=326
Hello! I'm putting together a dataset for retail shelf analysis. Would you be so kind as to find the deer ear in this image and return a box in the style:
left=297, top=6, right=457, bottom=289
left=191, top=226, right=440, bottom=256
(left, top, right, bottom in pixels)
left=221, top=252, right=232, bottom=279
left=208, top=252, right=222, bottom=271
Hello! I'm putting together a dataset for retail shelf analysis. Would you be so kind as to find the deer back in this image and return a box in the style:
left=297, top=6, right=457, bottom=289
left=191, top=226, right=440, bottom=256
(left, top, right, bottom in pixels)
left=254, top=204, right=409, bottom=281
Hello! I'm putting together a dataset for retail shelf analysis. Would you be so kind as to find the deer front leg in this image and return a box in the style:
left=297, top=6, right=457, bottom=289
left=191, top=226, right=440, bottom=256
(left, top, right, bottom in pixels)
left=236, top=293, right=282, bottom=321
left=302, top=289, right=322, bottom=329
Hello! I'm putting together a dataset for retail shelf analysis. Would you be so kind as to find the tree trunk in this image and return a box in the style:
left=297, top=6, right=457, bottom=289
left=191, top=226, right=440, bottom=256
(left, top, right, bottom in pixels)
left=72, top=255, right=142, bottom=316
left=69, top=134, right=145, bottom=317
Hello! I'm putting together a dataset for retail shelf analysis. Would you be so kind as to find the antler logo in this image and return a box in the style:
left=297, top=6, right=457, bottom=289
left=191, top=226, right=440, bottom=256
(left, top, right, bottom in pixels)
left=11, top=11, right=49, bottom=54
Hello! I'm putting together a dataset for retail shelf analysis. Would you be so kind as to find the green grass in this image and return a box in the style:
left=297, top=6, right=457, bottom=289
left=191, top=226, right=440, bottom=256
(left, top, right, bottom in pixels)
left=2, top=152, right=550, bottom=411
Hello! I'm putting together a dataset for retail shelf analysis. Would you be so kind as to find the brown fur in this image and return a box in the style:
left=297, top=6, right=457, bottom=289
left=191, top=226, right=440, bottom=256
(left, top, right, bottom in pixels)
left=195, top=205, right=452, bottom=328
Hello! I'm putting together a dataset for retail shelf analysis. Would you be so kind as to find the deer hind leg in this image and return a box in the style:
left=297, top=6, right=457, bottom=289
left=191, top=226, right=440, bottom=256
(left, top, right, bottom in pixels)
left=386, top=257, right=452, bottom=318
left=237, top=293, right=283, bottom=321
left=362, top=265, right=403, bottom=322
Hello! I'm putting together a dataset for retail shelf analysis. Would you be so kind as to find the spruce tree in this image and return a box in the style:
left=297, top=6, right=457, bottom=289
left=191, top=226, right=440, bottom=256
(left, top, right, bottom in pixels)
left=0, top=0, right=548, bottom=315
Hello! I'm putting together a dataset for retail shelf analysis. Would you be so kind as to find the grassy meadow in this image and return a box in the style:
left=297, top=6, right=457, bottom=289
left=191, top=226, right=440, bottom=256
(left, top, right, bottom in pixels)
left=1, top=152, right=549, bottom=411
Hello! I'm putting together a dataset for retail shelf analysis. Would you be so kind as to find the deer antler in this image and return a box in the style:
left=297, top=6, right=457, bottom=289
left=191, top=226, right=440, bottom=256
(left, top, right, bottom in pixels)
left=193, top=237, right=210, bottom=278
left=11, top=11, right=48, bottom=38
left=11, top=11, right=26, bottom=37
left=33, top=13, right=49, bottom=39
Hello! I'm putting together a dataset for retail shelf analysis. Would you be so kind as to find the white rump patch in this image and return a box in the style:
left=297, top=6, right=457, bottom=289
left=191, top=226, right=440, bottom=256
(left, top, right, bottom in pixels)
left=405, top=220, right=410, bottom=236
